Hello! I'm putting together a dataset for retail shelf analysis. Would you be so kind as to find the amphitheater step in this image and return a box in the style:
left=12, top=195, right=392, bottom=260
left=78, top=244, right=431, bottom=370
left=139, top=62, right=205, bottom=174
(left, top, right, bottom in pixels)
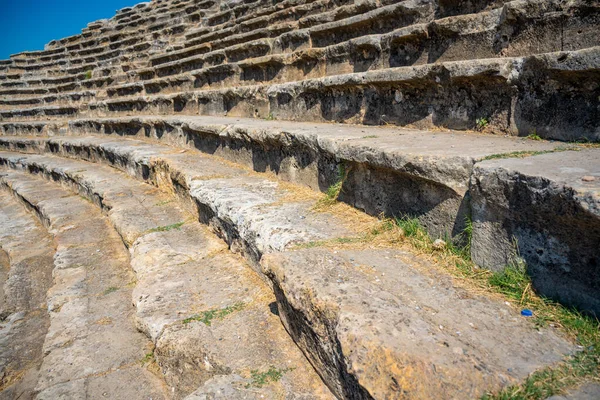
left=1, top=115, right=598, bottom=314
left=0, top=141, right=579, bottom=398
left=0, top=170, right=169, bottom=399
left=0, top=191, right=54, bottom=398
left=0, top=152, right=334, bottom=399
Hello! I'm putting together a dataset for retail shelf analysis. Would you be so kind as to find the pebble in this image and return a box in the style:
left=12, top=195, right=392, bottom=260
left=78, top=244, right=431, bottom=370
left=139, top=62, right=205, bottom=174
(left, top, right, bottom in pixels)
left=433, top=239, right=446, bottom=250
left=582, top=175, right=596, bottom=182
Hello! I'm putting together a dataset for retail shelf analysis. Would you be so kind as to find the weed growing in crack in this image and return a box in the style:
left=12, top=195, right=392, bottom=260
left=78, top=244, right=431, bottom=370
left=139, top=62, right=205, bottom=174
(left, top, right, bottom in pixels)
left=183, top=302, right=245, bottom=326
left=246, top=366, right=294, bottom=388
left=527, top=130, right=543, bottom=141
left=147, top=221, right=184, bottom=233
left=481, top=149, right=560, bottom=161
left=84, top=70, right=93, bottom=80
left=141, top=351, right=154, bottom=365
left=103, top=286, right=119, bottom=295
left=315, top=163, right=348, bottom=209
left=476, top=117, right=489, bottom=131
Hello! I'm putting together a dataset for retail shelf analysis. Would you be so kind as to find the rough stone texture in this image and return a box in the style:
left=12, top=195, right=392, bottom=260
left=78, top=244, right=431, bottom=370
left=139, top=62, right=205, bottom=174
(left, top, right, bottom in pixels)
left=0, top=152, right=333, bottom=399
left=0, top=145, right=580, bottom=399
left=262, top=247, right=573, bottom=399
left=0, top=0, right=598, bottom=140
left=0, top=0, right=599, bottom=397
left=0, top=191, right=54, bottom=399
left=0, top=170, right=169, bottom=399
left=0, top=133, right=597, bottom=316
left=471, top=150, right=600, bottom=316
left=0, top=117, right=561, bottom=239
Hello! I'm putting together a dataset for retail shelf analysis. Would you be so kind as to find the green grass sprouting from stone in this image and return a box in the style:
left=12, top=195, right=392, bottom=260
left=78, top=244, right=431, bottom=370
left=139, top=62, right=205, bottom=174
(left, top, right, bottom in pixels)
left=481, top=149, right=561, bottom=161
left=526, top=131, right=543, bottom=141
left=141, top=351, right=154, bottom=365
left=315, top=164, right=348, bottom=208
left=103, top=286, right=119, bottom=295
left=478, top=142, right=600, bottom=161
left=298, top=213, right=600, bottom=398
left=147, top=221, right=184, bottom=233
left=393, top=217, right=600, bottom=400
left=183, top=302, right=245, bottom=326
left=246, top=366, right=294, bottom=388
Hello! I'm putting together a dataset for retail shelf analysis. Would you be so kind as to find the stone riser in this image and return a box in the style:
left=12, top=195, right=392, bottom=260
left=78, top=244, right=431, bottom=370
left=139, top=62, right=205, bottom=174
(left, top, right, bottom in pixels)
left=0, top=135, right=581, bottom=399
left=3, top=48, right=596, bottom=141
left=1, top=115, right=597, bottom=316
left=2, top=0, right=596, bottom=110
left=0, top=152, right=334, bottom=399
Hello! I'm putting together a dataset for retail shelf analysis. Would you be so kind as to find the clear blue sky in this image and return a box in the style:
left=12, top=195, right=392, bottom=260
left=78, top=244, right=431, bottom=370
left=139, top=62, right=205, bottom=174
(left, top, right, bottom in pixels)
left=0, top=0, right=140, bottom=59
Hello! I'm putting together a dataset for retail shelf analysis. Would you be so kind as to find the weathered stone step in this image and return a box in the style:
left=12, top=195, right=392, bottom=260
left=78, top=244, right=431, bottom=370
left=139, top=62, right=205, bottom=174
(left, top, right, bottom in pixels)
left=0, top=151, right=334, bottom=399
left=98, top=0, right=598, bottom=105
left=0, top=191, right=54, bottom=398
left=0, top=140, right=576, bottom=399
left=0, top=170, right=168, bottom=399
left=167, top=0, right=353, bottom=64
left=2, top=47, right=591, bottom=141
left=136, top=48, right=600, bottom=141
left=0, top=91, right=95, bottom=109
left=1, top=116, right=598, bottom=314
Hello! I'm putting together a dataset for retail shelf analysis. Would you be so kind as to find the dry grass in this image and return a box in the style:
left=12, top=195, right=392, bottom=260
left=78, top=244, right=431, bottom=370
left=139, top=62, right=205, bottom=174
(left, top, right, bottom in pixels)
left=300, top=205, right=600, bottom=399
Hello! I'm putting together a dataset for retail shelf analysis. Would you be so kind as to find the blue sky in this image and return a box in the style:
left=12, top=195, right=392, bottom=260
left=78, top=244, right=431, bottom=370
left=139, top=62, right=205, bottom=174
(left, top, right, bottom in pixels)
left=0, top=0, right=139, bottom=59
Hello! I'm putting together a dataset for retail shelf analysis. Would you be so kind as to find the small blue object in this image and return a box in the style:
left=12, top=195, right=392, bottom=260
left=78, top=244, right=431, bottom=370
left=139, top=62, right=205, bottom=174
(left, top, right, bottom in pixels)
left=521, top=309, right=533, bottom=317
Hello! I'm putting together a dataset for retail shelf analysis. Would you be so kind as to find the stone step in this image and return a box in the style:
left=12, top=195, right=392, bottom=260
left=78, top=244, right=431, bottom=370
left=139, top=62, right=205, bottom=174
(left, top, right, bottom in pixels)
left=0, top=191, right=54, bottom=398
left=5, top=0, right=594, bottom=105
left=2, top=46, right=594, bottom=141
left=100, top=0, right=598, bottom=98
left=13, top=0, right=217, bottom=59
left=1, top=116, right=598, bottom=314
left=0, top=139, right=576, bottom=398
left=0, top=151, right=334, bottom=399
left=0, top=170, right=169, bottom=399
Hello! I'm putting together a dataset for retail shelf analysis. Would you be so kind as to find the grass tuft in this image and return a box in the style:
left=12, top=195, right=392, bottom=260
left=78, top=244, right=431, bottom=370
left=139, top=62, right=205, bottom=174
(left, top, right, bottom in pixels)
left=314, top=164, right=348, bottom=209
left=147, top=221, right=184, bottom=233
left=527, top=130, right=543, bottom=141
left=103, top=286, right=119, bottom=295
left=476, top=117, right=489, bottom=131
left=246, top=366, right=294, bottom=388
left=141, top=351, right=154, bottom=364
left=183, top=302, right=245, bottom=326
left=481, top=150, right=558, bottom=161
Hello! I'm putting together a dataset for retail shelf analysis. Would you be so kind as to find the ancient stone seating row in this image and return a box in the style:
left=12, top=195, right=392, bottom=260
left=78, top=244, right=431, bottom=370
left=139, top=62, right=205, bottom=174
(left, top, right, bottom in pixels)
left=0, top=0, right=327, bottom=80
left=1, top=0, right=597, bottom=141
left=1, top=114, right=598, bottom=316
left=1, top=46, right=597, bottom=141
left=0, top=0, right=222, bottom=75
left=0, top=133, right=578, bottom=398
left=0, top=147, right=332, bottom=398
